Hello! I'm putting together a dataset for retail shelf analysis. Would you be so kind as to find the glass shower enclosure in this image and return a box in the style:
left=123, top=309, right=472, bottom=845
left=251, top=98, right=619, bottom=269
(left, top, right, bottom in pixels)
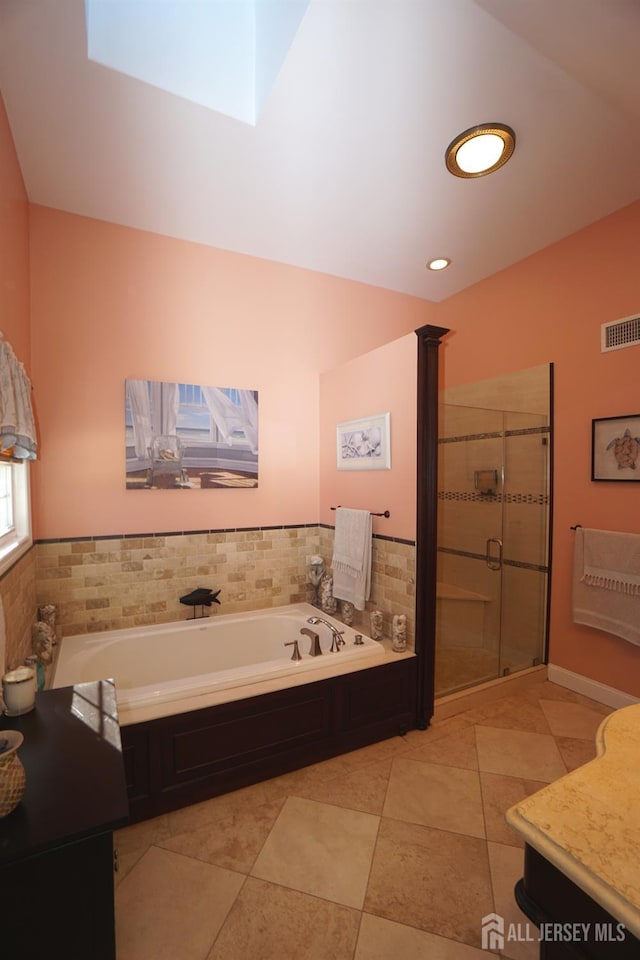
left=435, top=366, right=551, bottom=697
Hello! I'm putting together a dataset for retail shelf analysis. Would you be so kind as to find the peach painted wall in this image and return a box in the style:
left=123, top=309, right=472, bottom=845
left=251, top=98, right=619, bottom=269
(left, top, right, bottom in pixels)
left=435, top=201, right=640, bottom=697
left=0, top=90, right=36, bottom=673
left=29, top=206, right=432, bottom=540
left=0, top=92, right=29, bottom=362
left=319, top=333, right=417, bottom=542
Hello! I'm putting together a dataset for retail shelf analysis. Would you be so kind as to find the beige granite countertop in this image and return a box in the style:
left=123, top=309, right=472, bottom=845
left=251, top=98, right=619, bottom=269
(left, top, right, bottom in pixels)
left=506, top=702, right=640, bottom=939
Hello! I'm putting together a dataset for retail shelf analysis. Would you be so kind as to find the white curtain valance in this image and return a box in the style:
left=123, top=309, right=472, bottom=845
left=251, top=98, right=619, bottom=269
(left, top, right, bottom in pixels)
left=0, top=336, right=37, bottom=460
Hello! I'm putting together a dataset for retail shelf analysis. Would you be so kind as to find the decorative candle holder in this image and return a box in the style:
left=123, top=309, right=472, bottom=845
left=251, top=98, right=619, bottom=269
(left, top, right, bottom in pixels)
left=370, top=609, right=384, bottom=640
left=392, top=613, right=407, bottom=652
left=319, top=571, right=337, bottom=615
left=307, top=555, right=325, bottom=607
left=340, top=600, right=355, bottom=625
left=33, top=603, right=58, bottom=690
left=2, top=667, right=36, bottom=716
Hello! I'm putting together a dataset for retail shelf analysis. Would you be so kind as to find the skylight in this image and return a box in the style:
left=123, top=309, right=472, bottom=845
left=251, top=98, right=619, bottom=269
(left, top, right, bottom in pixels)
left=85, top=0, right=310, bottom=125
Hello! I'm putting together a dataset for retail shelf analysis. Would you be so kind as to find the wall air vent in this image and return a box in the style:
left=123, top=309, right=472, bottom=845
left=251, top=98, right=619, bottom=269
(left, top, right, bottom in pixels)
left=601, top=314, right=640, bottom=352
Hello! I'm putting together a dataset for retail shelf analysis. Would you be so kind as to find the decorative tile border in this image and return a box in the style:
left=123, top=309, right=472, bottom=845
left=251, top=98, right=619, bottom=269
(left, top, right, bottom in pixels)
left=439, top=425, right=550, bottom=444
left=439, top=491, right=549, bottom=505
left=505, top=426, right=550, bottom=438
left=439, top=430, right=503, bottom=443
left=35, top=522, right=319, bottom=546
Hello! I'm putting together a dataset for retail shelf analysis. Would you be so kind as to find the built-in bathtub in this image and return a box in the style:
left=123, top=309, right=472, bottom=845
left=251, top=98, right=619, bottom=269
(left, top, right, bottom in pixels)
left=52, top=602, right=385, bottom=714
left=52, top=603, right=417, bottom=823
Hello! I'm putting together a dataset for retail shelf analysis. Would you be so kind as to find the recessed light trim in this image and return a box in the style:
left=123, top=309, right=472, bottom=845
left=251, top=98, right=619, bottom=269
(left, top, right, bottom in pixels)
left=445, top=123, right=515, bottom=178
left=427, top=258, right=451, bottom=271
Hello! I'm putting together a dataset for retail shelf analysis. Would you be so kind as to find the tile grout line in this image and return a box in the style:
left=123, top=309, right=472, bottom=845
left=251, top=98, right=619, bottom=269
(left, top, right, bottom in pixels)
left=203, top=871, right=252, bottom=960
left=115, top=683, right=611, bottom=957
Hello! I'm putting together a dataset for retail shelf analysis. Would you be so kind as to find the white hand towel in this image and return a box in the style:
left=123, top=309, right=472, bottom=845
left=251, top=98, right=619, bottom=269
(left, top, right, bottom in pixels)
left=331, top=508, right=372, bottom=611
left=572, top=527, right=640, bottom=646
left=580, top=527, right=640, bottom=595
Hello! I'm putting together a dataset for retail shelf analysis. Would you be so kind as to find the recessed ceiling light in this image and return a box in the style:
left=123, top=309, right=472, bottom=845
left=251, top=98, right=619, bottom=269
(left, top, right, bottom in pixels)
left=427, top=258, right=451, bottom=271
left=445, top=123, right=515, bottom=178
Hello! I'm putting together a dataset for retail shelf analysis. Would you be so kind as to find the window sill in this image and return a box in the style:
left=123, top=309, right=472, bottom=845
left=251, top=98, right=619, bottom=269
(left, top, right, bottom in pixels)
left=0, top=534, right=32, bottom=579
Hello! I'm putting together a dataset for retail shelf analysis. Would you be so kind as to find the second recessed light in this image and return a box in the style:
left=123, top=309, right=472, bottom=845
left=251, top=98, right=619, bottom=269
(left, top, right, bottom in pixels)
left=427, top=258, right=451, bottom=271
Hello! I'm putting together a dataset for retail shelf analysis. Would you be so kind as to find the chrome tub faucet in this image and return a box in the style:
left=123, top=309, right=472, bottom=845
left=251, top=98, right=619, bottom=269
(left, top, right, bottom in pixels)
left=306, top=616, right=345, bottom=652
left=300, top=626, right=322, bottom=656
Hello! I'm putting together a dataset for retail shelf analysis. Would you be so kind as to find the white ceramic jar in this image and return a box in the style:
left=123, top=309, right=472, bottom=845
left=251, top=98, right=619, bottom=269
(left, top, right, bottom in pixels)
left=2, top=666, right=36, bottom=716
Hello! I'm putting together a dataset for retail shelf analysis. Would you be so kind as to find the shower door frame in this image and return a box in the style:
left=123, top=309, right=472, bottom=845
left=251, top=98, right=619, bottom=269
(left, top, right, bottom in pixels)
left=414, top=342, right=554, bottom=728
left=414, top=324, right=450, bottom=728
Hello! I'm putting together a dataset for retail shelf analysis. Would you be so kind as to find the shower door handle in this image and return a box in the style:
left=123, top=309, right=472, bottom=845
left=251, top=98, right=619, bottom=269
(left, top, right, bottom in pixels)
left=486, top=538, right=503, bottom=570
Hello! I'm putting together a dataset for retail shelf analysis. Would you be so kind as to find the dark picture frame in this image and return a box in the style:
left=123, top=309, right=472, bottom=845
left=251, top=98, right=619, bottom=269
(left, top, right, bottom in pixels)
left=591, top=414, right=640, bottom=481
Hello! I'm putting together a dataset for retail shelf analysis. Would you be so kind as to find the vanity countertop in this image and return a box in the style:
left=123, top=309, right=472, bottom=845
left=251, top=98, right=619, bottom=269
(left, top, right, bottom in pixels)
left=506, top=702, right=640, bottom=939
left=0, top=680, right=129, bottom=865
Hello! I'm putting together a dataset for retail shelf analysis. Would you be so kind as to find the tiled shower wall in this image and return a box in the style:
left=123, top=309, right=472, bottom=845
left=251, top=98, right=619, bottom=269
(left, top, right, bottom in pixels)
left=437, top=364, right=551, bottom=672
left=30, top=526, right=415, bottom=649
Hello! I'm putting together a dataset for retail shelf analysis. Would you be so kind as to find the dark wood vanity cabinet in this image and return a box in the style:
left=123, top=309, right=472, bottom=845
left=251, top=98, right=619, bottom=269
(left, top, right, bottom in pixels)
left=0, top=682, right=129, bottom=960
left=515, top=844, right=639, bottom=959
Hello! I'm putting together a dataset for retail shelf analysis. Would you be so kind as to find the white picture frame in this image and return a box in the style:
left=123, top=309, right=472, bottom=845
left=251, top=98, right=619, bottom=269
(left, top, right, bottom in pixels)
left=336, top=412, right=391, bottom=471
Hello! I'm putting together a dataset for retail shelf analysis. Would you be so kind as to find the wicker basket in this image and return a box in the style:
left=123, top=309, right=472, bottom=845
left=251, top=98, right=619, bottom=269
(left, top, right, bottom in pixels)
left=0, top=730, right=26, bottom=817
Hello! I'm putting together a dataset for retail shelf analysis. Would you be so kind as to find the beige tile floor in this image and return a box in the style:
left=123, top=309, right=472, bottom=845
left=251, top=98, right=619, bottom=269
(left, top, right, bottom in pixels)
left=114, top=680, right=612, bottom=960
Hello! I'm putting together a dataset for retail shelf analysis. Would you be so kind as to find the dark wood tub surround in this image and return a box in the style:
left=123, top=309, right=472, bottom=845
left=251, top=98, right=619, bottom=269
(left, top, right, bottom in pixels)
left=121, top=656, right=416, bottom=823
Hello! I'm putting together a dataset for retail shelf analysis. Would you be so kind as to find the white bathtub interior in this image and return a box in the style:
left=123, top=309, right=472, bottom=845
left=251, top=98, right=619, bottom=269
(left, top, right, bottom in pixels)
left=52, top=603, right=387, bottom=712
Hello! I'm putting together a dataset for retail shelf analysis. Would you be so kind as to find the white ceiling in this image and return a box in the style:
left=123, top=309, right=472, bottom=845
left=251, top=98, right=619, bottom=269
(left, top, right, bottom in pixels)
left=1, top=0, right=639, bottom=301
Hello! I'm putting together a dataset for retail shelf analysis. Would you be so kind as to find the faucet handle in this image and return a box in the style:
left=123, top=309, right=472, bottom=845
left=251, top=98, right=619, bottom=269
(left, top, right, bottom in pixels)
left=284, top=640, right=302, bottom=661
left=331, top=630, right=345, bottom=653
left=300, top=627, right=322, bottom=656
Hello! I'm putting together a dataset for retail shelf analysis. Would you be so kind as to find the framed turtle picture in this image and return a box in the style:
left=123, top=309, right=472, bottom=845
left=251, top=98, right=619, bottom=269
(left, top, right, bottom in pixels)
left=591, top=415, right=640, bottom=481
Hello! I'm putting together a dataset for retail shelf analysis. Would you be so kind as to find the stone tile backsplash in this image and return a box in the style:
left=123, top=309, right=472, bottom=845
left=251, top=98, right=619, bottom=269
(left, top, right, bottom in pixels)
left=32, top=526, right=416, bottom=649
left=0, top=547, right=37, bottom=672
left=35, top=527, right=318, bottom=638
left=319, top=527, right=415, bottom=650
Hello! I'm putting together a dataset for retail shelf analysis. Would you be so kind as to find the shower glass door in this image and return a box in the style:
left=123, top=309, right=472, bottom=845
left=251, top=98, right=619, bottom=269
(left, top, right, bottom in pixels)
left=499, top=409, right=549, bottom=678
left=436, top=404, right=504, bottom=695
left=435, top=372, right=551, bottom=698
